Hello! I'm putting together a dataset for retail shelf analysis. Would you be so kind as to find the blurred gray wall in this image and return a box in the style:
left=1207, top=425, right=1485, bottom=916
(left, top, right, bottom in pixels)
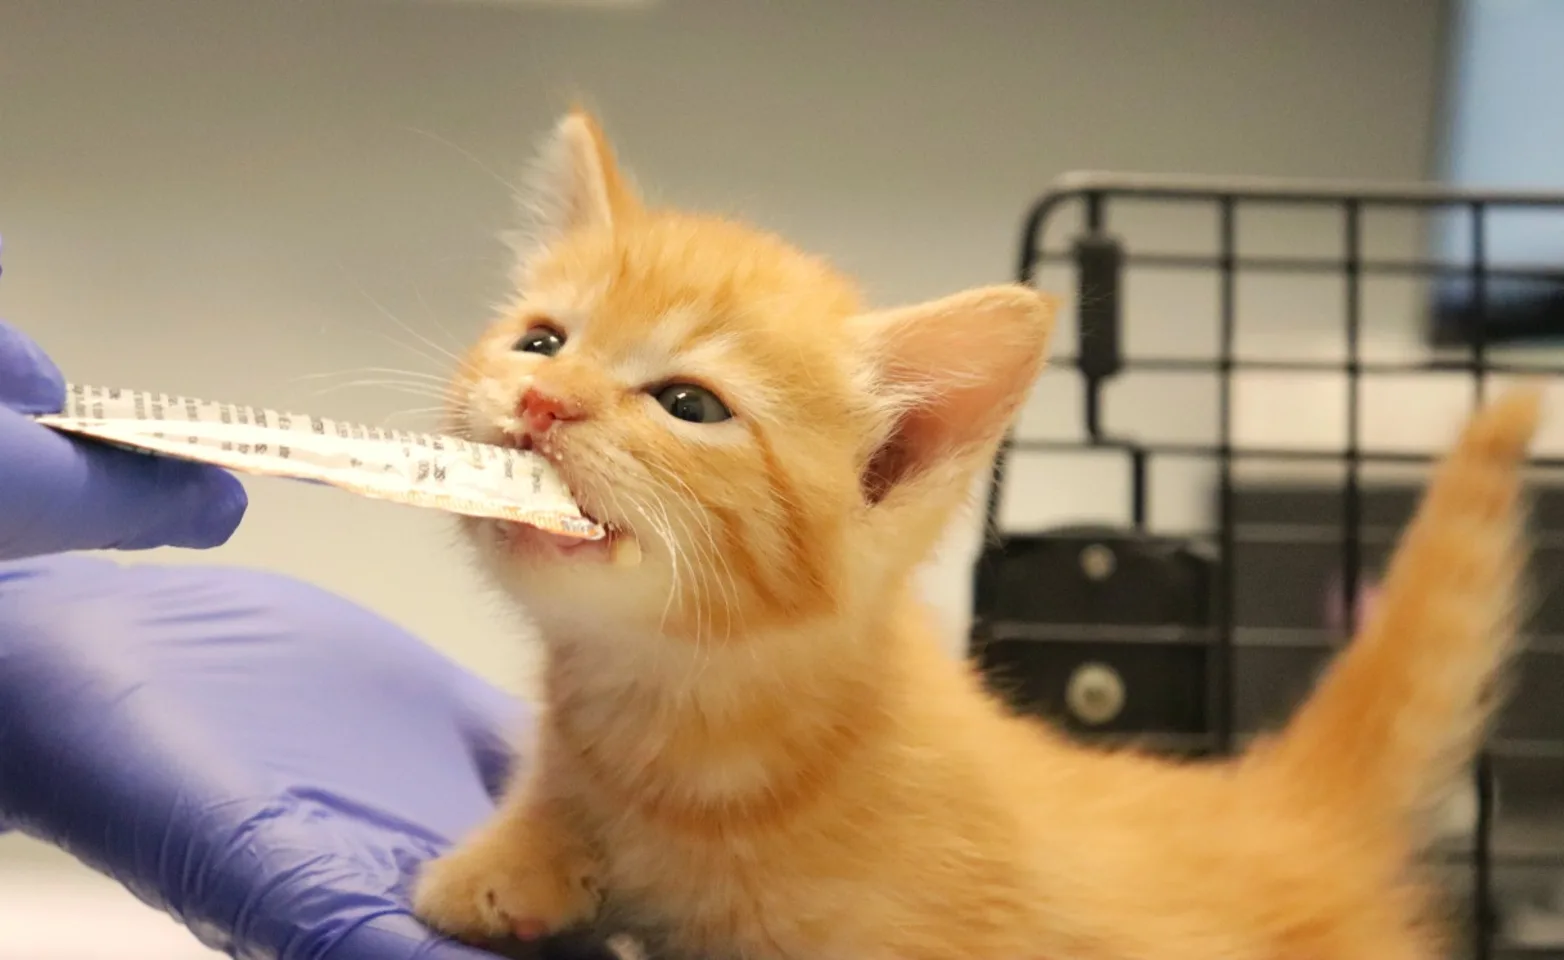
left=0, top=0, right=1452, bottom=679
left=0, top=0, right=1463, bottom=947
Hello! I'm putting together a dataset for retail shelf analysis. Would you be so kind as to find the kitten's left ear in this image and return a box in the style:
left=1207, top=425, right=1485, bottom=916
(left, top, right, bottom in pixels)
left=854, top=284, right=1055, bottom=505
left=524, top=107, right=642, bottom=237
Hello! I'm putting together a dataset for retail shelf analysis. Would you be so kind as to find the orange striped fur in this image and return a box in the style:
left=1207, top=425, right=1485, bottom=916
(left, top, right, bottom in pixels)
left=412, top=109, right=1544, bottom=960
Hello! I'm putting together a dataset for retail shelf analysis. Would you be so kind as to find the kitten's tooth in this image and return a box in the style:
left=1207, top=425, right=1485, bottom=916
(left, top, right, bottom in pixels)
left=611, top=534, right=642, bottom=567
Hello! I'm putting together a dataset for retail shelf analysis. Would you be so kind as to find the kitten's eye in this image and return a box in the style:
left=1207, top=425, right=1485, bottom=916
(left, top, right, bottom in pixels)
left=654, top=383, right=733, bottom=424
left=513, top=325, right=565, bottom=357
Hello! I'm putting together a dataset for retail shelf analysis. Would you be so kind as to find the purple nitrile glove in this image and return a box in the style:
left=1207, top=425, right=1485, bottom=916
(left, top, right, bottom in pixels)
left=0, top=237, right=247, bottom=559
left=0, top=553, right=611, bottom=960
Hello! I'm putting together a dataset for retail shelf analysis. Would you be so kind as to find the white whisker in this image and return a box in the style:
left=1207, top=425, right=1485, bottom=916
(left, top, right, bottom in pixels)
left=662, top=507, right=725, bottom=685
left=660, top=473, right=739, bottom=646
left=400, top=125, right=525, bottom=198
left=637, top=450, right=742, bottom=647
left=410, top=284, right=475, bottom=358
left=340, top=272, right=480, bottom=380
left=307, top=378, right=461, bottom=401
left=382, top=406, right=455, bottom=430
left=294, top=366, right=457, bottom=385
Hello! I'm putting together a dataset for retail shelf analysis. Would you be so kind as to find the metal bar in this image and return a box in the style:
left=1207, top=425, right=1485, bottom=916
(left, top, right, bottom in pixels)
left=1042, top=170, right=1564, bottom=207
left=1130, top=448, right=1148, bottom=529
left=1029, top=250, right=1564, bottom=282
left=1044, top=356, right=1564, bottom=376
left=1476, top=751, right=1495, bottom=960
left=1083, top=382, right=1105, bottom=439
left=1085, top=191, right=1106, bottom=232
left=1078, top=194, right=1114, bottom=442
left=1003, top=438, right=1564, bottom=470
left=1342, top=200, right=1363, bottom=633
left=1472, top=204, right=1491, bottom=400
left=1470, top=200, right=1494, bottom=960
left=991, top=620, right=1564, bottom=657
left=1214, top=196, right=1237, bottom=754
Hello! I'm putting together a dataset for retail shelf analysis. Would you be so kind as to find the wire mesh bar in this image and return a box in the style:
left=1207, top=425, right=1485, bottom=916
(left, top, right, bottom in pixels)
left=1002, top=440, right=1564, bottom=468
left=1214, top=197, right=1238, bottom=752
left=1027, top=250, right=1564, bottom=282
left=1342, top=200, right=1364, bottom=633
left=1470, top=200, right=1495, bottom=960
left=1028, top=357, right=1564, bottom=376
left=1473, top=202, right=1491, bottom=395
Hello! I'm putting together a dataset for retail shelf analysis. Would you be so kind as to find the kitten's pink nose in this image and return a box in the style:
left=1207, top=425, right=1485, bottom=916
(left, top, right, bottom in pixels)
left=518, top=386, right=582, bottom=434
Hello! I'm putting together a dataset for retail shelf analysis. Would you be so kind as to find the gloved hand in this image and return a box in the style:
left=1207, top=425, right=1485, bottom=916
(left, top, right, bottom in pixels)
left=0, top=240, right=247, bottom=559
left=0, top=553, right=604, bottom=960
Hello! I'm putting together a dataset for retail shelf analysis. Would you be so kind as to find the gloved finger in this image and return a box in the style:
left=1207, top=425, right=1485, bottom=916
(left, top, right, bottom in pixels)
left=455, top=680, right=531, bottom=802
left=329, top=912, right=540, bottom=960
left=0, top=321, right=66, bottom=413
left=333, top=917, right=630, bottom=960
left=467, top=722, right=520, bottom=804
left=0, top=407, right=247, bottom=558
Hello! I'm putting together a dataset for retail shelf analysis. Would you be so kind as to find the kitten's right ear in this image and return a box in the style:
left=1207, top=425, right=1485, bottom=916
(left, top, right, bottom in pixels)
left=523, top=108, right=642, bottom=238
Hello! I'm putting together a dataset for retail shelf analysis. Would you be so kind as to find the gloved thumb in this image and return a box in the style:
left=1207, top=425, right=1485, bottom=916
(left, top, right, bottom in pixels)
left=327, top=913, right=531, bottom=960
left=0, top=322, right=66, bottom=414
left=332, top=914, right=624, bottom=960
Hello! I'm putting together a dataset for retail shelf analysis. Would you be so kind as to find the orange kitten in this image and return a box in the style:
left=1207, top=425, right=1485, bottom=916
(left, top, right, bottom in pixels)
left=412, top=108, right=1542, bottom=960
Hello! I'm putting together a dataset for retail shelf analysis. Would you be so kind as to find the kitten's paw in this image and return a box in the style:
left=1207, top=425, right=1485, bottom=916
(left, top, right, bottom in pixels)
left=413, top=836, right=602, bottom=943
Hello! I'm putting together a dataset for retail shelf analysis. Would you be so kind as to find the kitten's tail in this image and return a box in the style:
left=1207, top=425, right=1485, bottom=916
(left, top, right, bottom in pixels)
left=1258, top=386, right=1542, bottom=830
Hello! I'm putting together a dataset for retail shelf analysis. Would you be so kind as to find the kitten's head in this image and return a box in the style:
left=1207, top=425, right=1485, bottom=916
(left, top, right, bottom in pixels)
left=453, top=110, right=1054, bottom=645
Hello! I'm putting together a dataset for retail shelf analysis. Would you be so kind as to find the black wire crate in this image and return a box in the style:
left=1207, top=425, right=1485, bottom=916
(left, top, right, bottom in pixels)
left=970, top=172, right=1564, bottom=960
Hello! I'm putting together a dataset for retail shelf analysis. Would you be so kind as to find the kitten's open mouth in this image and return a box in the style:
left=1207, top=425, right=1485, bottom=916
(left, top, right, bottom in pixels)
left=498, top=432, right=641, bottom=566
